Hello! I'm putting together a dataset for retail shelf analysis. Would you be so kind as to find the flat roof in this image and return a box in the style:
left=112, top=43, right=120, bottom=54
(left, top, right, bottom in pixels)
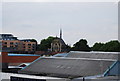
left=70, top=51, right=120, bottom=54
left=0, top=72, right=65, bottom=80
left=67, top=51, right=120, bottom=60
left=8, top=53, right=40, bottom=56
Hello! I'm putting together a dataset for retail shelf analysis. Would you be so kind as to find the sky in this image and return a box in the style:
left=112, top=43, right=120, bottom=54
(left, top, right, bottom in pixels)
left=1, top=1, right=118, bottom=46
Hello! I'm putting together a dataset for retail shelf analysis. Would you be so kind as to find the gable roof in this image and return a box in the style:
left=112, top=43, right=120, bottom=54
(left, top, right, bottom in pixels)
left=19, top=57, right=115, bottom=78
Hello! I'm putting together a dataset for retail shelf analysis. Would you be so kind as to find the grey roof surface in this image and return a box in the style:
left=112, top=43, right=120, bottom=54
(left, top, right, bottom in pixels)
left=19, top=57, right=114, bottom=78
left=73, top=76, right=120, bottom=81
left=97, top=76, right=120, bottom=80
left=67, top=51, right=120, bottom=60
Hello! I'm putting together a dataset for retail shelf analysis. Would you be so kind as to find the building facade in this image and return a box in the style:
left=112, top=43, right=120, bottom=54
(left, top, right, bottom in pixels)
left=51, top=38, right=66, bottom=52
left=51, top=29, right=67, bottom=52
left=0, top=34, right=37, bottom=53
left=20, top=39, right=36, bottom=53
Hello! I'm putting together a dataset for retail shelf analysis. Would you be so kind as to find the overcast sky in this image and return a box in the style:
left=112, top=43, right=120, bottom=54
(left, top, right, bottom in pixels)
left=1, top=2, right=118, bottom=46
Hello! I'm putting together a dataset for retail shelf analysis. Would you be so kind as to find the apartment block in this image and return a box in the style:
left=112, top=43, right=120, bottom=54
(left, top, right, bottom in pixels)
left=0, top=34, right=37, bottom=53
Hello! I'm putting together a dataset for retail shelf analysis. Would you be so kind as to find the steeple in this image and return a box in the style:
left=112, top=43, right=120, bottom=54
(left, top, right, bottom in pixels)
left=60, top=28, right=62, bottom=39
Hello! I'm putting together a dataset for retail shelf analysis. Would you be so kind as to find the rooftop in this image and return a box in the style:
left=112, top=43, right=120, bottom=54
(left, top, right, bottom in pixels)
left=67, top=51, right=120, bottom=60
left=8, top=53, right=40, bottom=56
left=19, top=57, right=115, bottom=78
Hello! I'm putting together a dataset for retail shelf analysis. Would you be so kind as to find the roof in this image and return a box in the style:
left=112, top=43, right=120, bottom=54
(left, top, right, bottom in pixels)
left=53, top=53, right=69, bottom=57
left=97, top=76, right=120, bottom=80
left=73, top=76, right=120, bottom=81
left=20, top=39, right=35, bottom=42
left=0, top=72, right=65, bottom=81
left=8, top=53, right=40, bottom=56
left=52, top=38, right=66, bottom=46
left=0, top=34, right=13, bottom=37
left=19, top=57, right=115, bottom=78
left=67, top=51, right=120, bottom=60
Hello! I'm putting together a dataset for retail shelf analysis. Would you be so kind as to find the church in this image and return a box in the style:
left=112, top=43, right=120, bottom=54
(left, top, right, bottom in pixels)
left=51, top=29, right=67, bottom=52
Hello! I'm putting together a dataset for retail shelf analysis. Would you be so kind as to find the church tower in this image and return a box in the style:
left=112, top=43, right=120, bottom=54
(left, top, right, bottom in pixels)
left=60, top=29, right=62, bottom=39
left=51, top=29, right=67, bottom=52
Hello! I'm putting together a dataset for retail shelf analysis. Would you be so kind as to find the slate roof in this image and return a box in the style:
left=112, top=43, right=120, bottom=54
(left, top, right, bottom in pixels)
left=19, top=57, right=115, bottom=78
left=67, top=51, right=120, bottom=60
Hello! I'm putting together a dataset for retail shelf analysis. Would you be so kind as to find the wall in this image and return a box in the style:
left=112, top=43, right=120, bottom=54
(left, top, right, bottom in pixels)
left=0, top=52, right=40, bottom=63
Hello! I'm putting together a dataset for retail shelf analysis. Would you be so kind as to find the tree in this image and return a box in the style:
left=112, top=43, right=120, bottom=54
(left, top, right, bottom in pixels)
left=65, top=44, right=71, bottom=52
left=91, top=40, right=120, bottom=52
left=37, top=36, right=56, bottom=51
left=30, top=39, right=37, bottom=43
left=99, top=40, right=120, bottom=52
left=91, top=42, right=104, bottom=51
left=71, top=39, right=91, bottom=51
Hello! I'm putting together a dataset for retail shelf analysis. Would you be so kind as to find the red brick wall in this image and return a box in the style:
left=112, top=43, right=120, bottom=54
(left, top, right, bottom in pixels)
left=0, top=52, right=40, bottom=63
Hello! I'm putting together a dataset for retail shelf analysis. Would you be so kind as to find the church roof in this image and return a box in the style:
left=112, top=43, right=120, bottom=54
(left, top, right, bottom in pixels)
left=52, top=38, right=66, bottom=46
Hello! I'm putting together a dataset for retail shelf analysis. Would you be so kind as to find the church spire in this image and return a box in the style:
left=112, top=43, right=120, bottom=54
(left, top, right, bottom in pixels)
left=60, top=28, right=62, bottom=39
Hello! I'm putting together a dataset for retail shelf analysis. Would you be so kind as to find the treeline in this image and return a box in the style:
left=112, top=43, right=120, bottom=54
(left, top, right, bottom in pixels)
left=91, top=40, right=120, bottom=52
left=73, top=40, right=120, bottom=52
left=37, top=36, right=56, bottom=51
left=36, top=36, right=120, bottom=52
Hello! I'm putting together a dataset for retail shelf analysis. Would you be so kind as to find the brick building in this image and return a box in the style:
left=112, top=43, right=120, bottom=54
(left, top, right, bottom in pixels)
left=20, top=39, right=36, bottom=53
left=0, top=34, right=37, bottom=53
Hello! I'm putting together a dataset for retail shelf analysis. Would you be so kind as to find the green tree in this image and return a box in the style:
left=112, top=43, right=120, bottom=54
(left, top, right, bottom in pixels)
left=91, top=42, right=104, bottom=51
left=30, top=39, right=37, bottom=43
left=91, top=40, right=120, bottom=52
left=37, top=36, right=56, bottom=51
left=71, top=39, right=91, bottom=51
left=99, top=40, right=120, bottom=52
left=66, top=44, right=71, bottom=52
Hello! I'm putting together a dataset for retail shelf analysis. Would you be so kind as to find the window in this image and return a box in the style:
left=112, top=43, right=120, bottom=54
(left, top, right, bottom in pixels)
left=15, top=42, right=18, bottom=45
left=28, top=49, right=31, bottom=51
left=10, top=46, right=14, bottom=47
left=4, top=42, right=7, bottom=44
left=10, top=42, right=13, bottom=44
left=33, top=44, right=36, bottom=46
left=3, top=46, right=7, bottom=47
left=28, top=44, right=31, bottom=46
